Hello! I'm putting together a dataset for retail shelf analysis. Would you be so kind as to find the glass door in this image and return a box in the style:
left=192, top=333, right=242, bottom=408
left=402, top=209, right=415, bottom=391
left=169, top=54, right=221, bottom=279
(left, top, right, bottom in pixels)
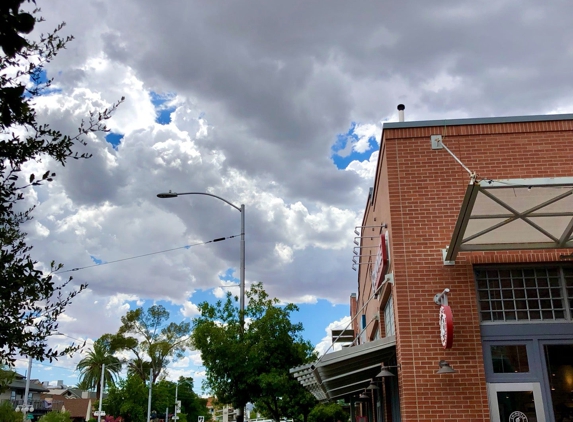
left=488, top=383, right=545, bottom=422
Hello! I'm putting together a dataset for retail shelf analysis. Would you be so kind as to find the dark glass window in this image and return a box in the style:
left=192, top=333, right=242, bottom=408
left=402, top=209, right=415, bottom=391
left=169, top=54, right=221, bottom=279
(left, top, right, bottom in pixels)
left=491, top=345, right=529, bottom=373
left=544, top=344, right=573, bottom=422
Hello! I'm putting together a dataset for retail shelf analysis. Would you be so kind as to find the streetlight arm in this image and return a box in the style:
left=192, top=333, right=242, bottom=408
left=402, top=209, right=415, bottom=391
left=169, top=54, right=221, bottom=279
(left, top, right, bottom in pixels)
left=157, top=191, right=242, bottom=212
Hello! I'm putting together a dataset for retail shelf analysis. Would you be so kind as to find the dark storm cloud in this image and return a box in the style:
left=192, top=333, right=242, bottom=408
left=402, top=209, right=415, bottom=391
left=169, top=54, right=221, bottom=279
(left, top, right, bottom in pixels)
left=30, top=0, right=573, bottom=324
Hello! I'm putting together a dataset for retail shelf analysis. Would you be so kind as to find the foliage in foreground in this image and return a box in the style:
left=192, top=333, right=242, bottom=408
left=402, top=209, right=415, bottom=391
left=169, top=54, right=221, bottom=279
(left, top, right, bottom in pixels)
left=38, top=410, right=72, bottom=422
left=0, top=401, right=20, bottom=422
left=308, top=403, right=348, bottom=422
left=0, top=0, right=122, bottom=363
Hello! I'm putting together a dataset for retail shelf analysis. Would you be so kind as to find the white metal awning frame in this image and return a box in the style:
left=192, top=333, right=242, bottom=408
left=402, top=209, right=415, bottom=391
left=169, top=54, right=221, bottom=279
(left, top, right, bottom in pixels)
left=290, top=336, right=396, bottom=402
left=444, top=177, right=573, bottom=264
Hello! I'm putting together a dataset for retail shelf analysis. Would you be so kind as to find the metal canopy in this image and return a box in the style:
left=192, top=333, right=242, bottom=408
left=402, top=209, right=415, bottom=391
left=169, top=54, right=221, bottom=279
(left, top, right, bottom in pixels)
left=290, top=336, right=396, bottom=402
left=445, top=177, right=573, bottom=263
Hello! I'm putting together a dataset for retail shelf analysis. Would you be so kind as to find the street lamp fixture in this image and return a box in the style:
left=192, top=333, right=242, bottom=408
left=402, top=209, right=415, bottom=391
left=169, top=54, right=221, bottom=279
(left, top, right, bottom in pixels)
left=156, top=190, right=245, bottom=317
left=157, top=190, right=246, bottom=422
left=16, top=405, right=34, bottom=413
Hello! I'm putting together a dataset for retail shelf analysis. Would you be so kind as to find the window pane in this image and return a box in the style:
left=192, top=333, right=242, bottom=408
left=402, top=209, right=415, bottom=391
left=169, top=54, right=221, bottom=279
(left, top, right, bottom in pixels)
left=491, top=345, right=529, bottom=373
left=384, top=295, right=395, bottom=337
left=475, top=266, right=567, bottom=322
left=497, top=391, right=537, bottom=422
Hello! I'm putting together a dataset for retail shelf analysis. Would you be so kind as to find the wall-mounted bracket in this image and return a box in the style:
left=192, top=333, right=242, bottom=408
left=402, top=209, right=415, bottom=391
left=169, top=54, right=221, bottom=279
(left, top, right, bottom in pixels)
left=434, top=288, right=450, bottom=306
left=431, top=135, right=443, bottom=150
left=354, top=224, right=388, bottom=236
left=442, top=248, right=455, bottom=266
left=374, top=273, right=394, bottom=297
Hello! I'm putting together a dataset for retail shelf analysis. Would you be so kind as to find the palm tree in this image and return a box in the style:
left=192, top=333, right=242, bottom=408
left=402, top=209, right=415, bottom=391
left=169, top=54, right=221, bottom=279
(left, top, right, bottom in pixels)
left=76, top=338, right=122, bottom=398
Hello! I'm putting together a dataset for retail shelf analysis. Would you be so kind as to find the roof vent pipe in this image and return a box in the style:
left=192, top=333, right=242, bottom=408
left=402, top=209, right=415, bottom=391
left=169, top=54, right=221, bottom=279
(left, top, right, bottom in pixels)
left=397, top=104, right=405, bottom=122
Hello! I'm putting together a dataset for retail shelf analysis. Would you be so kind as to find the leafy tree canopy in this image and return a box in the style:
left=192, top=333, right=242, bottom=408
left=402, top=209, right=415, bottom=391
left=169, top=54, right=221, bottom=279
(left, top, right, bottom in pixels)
left=307, top=403, right=348, bottom=422
left=105, top=372, right=148, bottom=422
left=104, top=305, right=192, bottom=384
left=0, top=0, right=122, bottom=363
left=192, top=282, right=316, bottom=421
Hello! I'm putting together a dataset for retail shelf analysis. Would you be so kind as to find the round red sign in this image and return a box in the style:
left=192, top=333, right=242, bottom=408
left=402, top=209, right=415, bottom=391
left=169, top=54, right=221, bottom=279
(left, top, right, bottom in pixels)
left=439, top=305, right=453, bottom=349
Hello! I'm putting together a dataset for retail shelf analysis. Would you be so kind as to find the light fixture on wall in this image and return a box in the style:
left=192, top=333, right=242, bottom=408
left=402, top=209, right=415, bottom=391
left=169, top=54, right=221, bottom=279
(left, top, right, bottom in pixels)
left=436, top=360, right=456, bottom=374
left=358, top=390, right=370, bottom=400
left=366, top=378, right=380, bottom=390
left=376, top=363, right=401, bottom=378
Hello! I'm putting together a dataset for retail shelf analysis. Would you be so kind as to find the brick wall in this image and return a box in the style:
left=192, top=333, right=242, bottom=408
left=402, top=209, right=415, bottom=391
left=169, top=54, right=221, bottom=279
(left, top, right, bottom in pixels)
left=357, top=118, right=573, bottom=421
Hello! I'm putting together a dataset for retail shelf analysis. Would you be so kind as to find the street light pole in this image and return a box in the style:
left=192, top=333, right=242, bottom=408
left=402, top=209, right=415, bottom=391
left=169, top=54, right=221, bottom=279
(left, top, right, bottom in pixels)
left=239, top=203, right=245, bottom=318
left=157, top=191, right=246, bottom=422
left=147, top=368, right=153, bottom=422
left=98, top=363, right=105, bottom=422
left=16, top=357, right=34, bottom=422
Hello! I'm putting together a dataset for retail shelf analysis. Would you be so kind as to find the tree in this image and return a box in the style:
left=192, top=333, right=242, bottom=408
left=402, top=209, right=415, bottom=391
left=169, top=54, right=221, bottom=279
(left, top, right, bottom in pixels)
left=0, top=1, right=122, bottom=363
left=192, top=282, right=316, bottom=422
left=76, top=337, right=123, bottom=398
left=106, top=305, right=192, bottom=384
left=104, top=374, right=209, bottom=422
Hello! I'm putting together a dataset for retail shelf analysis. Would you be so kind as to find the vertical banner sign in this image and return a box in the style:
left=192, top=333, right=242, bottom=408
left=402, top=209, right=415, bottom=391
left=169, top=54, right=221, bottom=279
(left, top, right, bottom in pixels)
left=439, top=305, right=454, bottom=349
left=371, top=232, right=390, bottom=291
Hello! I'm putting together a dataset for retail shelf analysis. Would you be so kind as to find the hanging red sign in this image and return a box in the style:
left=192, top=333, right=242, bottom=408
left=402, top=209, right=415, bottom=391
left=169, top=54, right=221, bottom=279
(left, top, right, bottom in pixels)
left=439, top=305, right=454, bottom=349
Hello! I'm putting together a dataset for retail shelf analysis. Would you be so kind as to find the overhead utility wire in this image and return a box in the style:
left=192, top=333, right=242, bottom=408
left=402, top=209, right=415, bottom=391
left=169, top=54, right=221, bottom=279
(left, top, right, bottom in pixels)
left=55, top=234, right=241, bottom=274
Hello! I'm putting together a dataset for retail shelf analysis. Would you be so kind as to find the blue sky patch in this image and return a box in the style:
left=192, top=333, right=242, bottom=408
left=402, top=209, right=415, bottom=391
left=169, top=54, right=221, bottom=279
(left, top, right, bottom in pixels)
left=105, top=133, right=123, bottom=150
left=90, top=255, right=104, bottom=265
left=286, top=299, right=349, bottom=348
left=331, top=122, right=378, bottom=170
left=150, top=91, right=177, bottom=125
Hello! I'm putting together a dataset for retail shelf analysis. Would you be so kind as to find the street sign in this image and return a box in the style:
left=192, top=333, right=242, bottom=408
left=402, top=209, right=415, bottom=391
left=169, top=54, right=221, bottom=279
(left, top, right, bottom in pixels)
left=198, top=416, right=204, bottom=422
left=93, top=411, right=106, bottom=416
left=26, top=414, right=34, bottom=420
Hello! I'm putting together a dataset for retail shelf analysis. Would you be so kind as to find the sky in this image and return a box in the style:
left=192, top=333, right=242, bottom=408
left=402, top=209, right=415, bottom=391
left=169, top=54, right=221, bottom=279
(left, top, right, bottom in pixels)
left=11, top=0, right=573, bottom=393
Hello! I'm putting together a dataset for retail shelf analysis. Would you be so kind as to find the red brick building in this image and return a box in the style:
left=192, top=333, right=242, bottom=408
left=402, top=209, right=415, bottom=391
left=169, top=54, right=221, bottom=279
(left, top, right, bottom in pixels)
left=292, top=111, right=573, bottom=421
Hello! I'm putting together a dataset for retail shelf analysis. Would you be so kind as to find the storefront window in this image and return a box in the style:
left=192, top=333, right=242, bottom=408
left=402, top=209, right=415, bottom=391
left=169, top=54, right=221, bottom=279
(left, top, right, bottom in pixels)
left=491, top=345, right=529, bottom=373
left=544, top=344, right=573, bottom=422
